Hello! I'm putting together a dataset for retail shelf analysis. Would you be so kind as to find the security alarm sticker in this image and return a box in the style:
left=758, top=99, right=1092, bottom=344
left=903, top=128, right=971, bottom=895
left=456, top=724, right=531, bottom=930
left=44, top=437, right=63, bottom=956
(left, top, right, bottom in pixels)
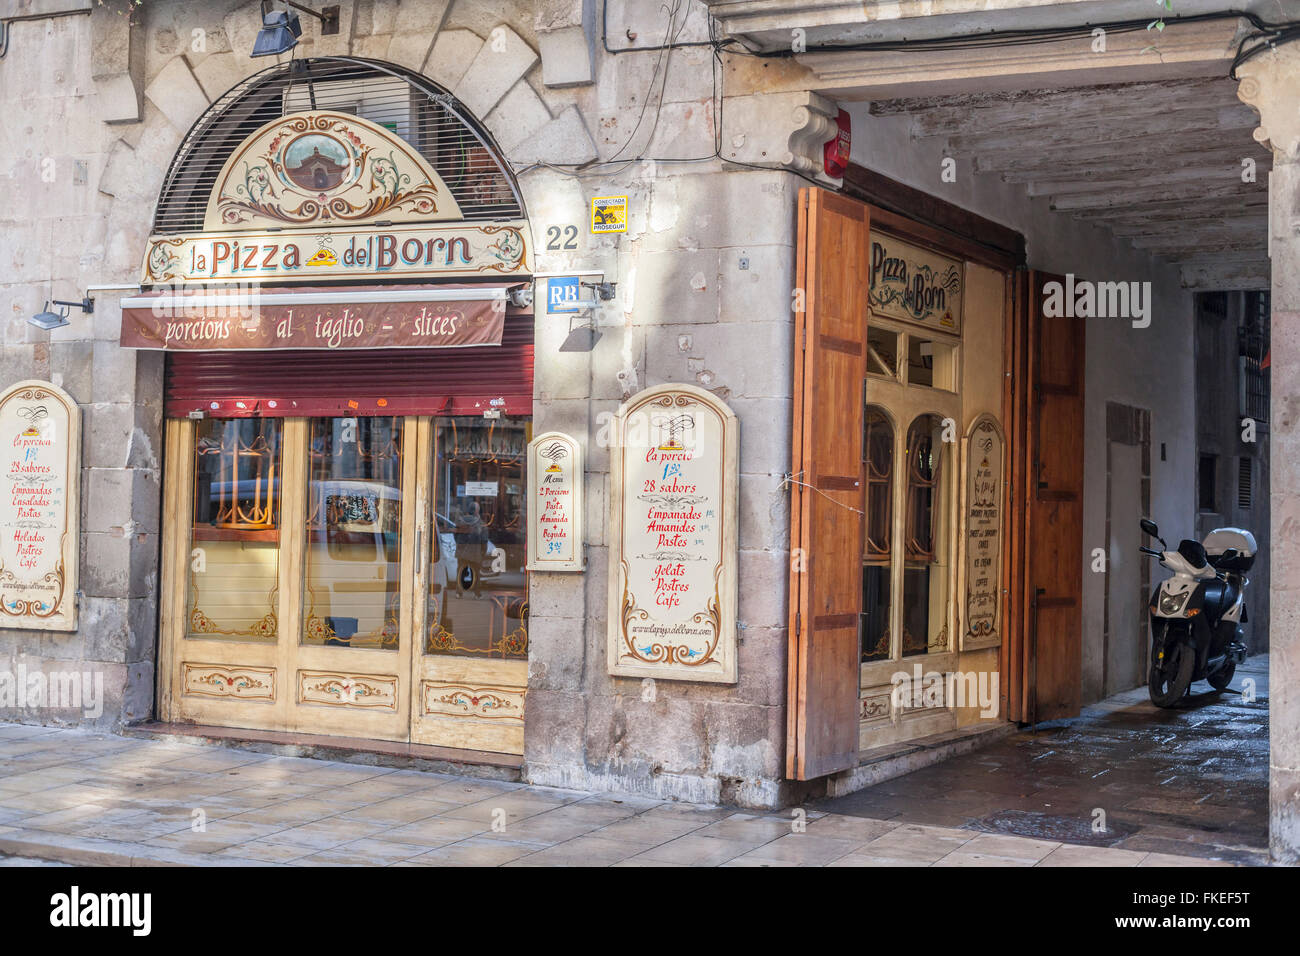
left=591, top=196, right=628, bottom=234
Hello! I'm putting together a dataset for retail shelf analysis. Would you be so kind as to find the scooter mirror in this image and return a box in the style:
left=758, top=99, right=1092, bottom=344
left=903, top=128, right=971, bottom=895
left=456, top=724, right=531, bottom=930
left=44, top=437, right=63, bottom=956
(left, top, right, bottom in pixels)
left=1139, top=518, right=1159, bottom=538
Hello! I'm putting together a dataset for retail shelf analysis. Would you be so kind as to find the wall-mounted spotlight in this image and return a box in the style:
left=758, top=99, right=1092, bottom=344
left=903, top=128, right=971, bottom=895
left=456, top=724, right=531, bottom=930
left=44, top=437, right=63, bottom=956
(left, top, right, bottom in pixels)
left=252, top=1, right=339, bottom=58
left=507, top=286, right=533, bottom=309
left=28, top=296, right=93, bottom=331
left=580, top=280, right=617, bottom=301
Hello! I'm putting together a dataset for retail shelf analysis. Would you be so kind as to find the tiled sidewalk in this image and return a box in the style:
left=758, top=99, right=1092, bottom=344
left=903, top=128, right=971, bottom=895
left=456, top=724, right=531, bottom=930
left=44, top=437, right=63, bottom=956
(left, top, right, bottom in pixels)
left=0, top=725, right=1227, bottom=867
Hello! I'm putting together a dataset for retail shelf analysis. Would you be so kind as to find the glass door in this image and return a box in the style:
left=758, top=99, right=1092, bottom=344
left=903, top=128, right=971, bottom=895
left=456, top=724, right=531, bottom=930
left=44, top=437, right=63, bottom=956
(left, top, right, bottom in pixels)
left=287, top=415, right=416, bottom=741
left=161, top=416, right=288, bottom=733
left=160, top=412, right=529, bottom=754
left=409, top=417, right=530, bottom=754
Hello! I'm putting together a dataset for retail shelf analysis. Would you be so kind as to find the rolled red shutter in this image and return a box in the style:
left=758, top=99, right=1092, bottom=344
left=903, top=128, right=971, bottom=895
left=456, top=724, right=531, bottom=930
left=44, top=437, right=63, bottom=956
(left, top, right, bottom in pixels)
left=164, top=316, right=534, bottom=418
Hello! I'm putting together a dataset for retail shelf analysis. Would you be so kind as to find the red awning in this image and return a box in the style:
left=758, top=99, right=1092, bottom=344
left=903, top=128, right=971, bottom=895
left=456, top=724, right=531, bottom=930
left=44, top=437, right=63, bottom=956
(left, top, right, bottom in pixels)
left=120, top=283, right=529, bottom=352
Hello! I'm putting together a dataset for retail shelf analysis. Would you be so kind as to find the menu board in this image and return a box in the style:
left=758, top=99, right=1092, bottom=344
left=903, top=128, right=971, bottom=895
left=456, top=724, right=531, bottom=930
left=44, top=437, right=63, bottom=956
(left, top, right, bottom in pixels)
left=963, top=415, right=1004, bottom=649
left=526, top=431, right=584, bottom=572
left=607, top=385, right=738, bottom=683
left=0, top=381, right=80, bottom=631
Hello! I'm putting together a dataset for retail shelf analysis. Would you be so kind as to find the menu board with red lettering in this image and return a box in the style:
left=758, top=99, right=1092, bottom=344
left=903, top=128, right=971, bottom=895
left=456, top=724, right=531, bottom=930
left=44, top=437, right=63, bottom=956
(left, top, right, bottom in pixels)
left=526, top=431, right=584, bottom=572
left=0, top=381, right=80, bottom=631
left=962, top=414, right=1004, bottom=650
left=608, top=385, right=738, bottom=683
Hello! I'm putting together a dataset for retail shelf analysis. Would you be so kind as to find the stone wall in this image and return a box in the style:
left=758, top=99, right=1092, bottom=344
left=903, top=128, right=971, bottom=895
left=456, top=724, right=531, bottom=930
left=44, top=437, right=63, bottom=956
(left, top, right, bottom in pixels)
left=0, top=8, right=163, bottom=729
left=0, top=0, right=800, bottom=804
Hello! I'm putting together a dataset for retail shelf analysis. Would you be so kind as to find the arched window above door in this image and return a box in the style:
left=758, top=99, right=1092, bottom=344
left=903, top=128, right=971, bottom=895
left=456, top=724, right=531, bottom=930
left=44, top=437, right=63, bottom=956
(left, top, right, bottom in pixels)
left=152, top=57, right=526, bottom=235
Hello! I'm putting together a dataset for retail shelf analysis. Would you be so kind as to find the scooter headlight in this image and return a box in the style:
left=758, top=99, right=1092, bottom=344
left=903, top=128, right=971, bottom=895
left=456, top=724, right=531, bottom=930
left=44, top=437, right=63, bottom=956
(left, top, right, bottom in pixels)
left=1159, top=591, right=1189, bottom=616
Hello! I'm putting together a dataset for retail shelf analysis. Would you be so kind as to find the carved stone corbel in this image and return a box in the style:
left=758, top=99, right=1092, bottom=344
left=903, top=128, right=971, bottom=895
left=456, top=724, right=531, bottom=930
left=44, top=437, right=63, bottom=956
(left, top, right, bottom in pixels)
left=720, top=90, right=842, bottom=185
left=1236, top=43, right=1300, bottom=161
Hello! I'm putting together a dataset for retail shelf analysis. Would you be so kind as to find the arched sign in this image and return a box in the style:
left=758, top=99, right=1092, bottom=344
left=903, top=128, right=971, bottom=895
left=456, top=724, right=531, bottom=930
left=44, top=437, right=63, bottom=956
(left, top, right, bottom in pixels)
left=526, top=431, right=585, bottom=572
left=140, top=110, right=529, bottom=286
left=607, top=384, right=739, bottom=684
left=0, top=381, right=80, bottom=631
left=962, top=413, right=1005, bottom=650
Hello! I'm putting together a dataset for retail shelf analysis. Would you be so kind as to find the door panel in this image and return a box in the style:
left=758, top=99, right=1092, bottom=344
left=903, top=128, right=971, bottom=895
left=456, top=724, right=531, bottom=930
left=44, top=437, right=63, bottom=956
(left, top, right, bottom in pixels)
left=410, top=416, right=530, bottom=754
left=161, top=411, right=532, bottom=753
left=787, top=188, right=870, bottom=780
left=168, top=417, right=287, bottom=732
left=1024, top=270, right=1085, bottom=723
left=288, top=416, right=416, bottom=741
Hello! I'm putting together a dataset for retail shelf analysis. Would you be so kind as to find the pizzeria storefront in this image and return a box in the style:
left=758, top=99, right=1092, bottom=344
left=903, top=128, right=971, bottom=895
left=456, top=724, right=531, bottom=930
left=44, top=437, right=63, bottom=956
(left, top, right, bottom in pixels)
left=128, top=60, right=537, bottom=756
left=124, top=57, right=1069, bottom=781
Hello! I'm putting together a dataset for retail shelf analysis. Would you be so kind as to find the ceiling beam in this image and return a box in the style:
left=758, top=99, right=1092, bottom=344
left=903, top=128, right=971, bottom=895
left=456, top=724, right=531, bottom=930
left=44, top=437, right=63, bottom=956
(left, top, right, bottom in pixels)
left=790, top=19, right=1248, bottom=100
left=991, top=148, right=1269, bottom=184
left=907, top=86, right=1242, bottom=140
left=944, top=105, right=1261, bottom=154
left=1049, top=181, right=1265, bottom=212
left=970, top=129, right=1271, bottom=174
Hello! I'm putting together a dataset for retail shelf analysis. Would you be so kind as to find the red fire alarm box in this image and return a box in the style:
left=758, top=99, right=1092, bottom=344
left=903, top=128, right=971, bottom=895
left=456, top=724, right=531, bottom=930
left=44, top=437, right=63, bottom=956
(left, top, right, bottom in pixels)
left=824, top=109, right=851, bottom=179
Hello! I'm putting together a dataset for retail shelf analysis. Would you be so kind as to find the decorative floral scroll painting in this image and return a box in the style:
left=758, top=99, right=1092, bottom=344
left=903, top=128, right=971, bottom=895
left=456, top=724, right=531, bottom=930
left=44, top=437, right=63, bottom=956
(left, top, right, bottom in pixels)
left=607, top=384, right=738, bottom=683
left=0, top=380, right=80, bottom=631
left=526, top=431, right=584, bottom=572
left=963, top=414, right=1004, bottom=650
left=204, top=111, right=462, bottom=231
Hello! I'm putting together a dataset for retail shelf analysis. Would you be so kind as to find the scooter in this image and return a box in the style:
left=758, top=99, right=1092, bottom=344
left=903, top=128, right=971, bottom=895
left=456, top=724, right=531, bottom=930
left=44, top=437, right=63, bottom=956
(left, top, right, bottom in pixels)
left=1139, top=518, right=1256, bottom=707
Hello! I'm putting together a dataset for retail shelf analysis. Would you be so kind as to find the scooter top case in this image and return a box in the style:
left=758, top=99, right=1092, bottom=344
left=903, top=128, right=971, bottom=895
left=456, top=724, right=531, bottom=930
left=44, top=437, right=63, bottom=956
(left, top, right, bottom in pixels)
left=1202, top=527, right=1257, bottom=572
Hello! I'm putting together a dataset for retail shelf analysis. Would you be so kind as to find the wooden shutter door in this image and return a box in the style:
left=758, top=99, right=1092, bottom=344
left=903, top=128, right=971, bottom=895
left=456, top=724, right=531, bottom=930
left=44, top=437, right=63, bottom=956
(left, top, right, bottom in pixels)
left=787, top=188, right=869, bottom=780
left=1022, top=270, right=1085, bottom=722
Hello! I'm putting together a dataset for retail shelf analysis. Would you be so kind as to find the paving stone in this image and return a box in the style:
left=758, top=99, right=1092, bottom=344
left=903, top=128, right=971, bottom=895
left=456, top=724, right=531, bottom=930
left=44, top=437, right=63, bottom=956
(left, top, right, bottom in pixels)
left=0, top=724, right=1256, bottom=868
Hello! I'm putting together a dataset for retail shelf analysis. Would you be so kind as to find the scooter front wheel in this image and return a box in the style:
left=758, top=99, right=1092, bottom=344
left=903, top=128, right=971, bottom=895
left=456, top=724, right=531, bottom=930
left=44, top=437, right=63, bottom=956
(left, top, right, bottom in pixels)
left=1149, top=640, right=1194, bottom=707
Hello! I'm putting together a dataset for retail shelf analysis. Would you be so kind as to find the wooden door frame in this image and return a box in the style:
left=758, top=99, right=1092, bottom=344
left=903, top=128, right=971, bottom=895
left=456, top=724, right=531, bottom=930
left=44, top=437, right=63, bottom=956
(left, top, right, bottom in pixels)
left=843, top=166, right=1027, bottom=729
left=788, top=168, right=1030, bottom=774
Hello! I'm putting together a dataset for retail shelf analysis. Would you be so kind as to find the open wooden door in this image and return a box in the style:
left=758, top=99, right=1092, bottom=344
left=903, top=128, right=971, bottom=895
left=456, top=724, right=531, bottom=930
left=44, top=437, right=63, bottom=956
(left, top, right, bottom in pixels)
left=787, top=188, right=869, bottom=780
left=1011, top=270, right=1085, bottom=723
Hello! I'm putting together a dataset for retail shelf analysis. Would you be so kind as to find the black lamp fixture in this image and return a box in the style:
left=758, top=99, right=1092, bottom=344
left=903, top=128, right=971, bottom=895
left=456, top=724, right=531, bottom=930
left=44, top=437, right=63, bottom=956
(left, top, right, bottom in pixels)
left=29, top=296, right=93, bottom=331
left=252, top=1, right=339, bottom=58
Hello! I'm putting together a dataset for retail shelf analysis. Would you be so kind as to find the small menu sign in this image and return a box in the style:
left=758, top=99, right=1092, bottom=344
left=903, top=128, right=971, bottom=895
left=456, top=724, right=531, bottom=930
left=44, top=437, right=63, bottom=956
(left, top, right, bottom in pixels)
left=0, top=381, right=80, bottom=631
left=607, top=385, right=738, bottom=683
left=963, top=415, right=1003, bottom=649
left=526, top=431, right=584, bottom=572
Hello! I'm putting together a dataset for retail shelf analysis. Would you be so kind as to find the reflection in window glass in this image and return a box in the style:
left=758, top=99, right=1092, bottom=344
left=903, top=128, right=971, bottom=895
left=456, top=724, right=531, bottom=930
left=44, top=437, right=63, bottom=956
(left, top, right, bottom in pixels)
left=303, top=417, right=403, bottom=649
left=902, top=414, right=949, bottom=657
left=188, top=418, right=281, bottom=642
left=427, top=417, right=529, bottom=659
left=868, top=327, right=899, bottom=378
left=862, top=406, right=892, bottom=662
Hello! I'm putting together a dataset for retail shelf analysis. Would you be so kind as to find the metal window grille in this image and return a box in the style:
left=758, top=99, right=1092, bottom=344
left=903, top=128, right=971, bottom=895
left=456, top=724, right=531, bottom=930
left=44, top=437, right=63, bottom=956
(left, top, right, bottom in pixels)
left=151, top=57, right=526, bottom=236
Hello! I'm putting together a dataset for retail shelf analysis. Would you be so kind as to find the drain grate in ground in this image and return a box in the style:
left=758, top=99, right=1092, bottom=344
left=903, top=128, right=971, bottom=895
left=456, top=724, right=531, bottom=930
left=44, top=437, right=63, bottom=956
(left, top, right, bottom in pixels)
left=964, top=810, right=1138, bottom=847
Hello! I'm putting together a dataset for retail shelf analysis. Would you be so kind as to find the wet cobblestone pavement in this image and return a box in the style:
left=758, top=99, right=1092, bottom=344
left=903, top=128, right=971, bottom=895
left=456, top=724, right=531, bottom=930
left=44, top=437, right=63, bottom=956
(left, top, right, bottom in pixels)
left=814, top=655, right=1270, bottom=865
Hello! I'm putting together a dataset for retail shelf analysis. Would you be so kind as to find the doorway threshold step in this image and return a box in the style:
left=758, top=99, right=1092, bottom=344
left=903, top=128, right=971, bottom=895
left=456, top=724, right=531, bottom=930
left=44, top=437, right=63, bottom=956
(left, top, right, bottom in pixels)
left=826, top=723, right=1016, bottom=798
left=123, top=721, right=522, bottom=780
